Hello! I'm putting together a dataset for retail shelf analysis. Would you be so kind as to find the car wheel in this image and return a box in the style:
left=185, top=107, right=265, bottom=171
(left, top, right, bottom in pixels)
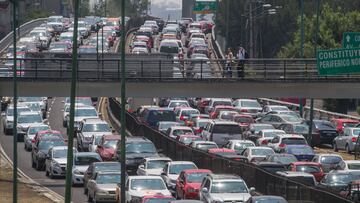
left=87, top=191, right=93, bottom=202
left=346, top=144, right=351, bottom=154
left=333, top=143, right=338, bottom=152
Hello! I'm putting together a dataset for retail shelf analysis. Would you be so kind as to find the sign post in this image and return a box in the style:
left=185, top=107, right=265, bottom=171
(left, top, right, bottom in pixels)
left=317, top=48, right=360, bottom=75
left=343, top=32, right=360, bottom=49
left=193, top=0, right=217, bottom=14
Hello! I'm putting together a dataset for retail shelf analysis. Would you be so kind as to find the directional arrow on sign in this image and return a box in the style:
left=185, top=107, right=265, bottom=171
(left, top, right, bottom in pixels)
left=346, top=35, right=351, bottom=43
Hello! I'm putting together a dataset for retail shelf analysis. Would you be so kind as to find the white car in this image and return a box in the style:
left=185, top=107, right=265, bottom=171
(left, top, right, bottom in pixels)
left=165, top=126, right=195, bottom=139
left=174, top=107, right=200, bottom=124
left=312, top=154, right=344, bottom=173
left=67, top=106, right=99, bottom=134
left=339, top=160, right=360, bottom=171
left=233, top=99, right=262, bottom=117
left=123, top=176, right=171, bottom=202
left=2, top=104, right=31, bottom=135
left=136, top=157, right=172, bottom=176
left=24, top=124, right=50, bottom=151
left=204, top=98, right=232, bottom=114
left=167, top=100, right=190, bottom=108
left=241, top=146, right=275, bottom=162
left=189, top=141, right=218, bottom=151
left=224, top=140, right=255, bottom=154
left=199, top=174, right=254, bottom=202
left=87, top=171, right=120, bottom=203
left=72, top=152, right=102, bottom=185
left=45, top=146, right=75, bottom=178
left=267, top=134, right=308, bottom=152
left=256, top=129, right=286, bottom=146
left=157, top=121, right=180, bottom=134
left=161, top=161, right=198, bottom=191
left=17, top=111, right=45, bottom=141
left=76, top=118, right=112, bottom=151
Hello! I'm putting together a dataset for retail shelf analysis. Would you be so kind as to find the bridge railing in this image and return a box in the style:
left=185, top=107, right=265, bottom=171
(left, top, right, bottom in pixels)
left=108, top=98, right=352, bottom=203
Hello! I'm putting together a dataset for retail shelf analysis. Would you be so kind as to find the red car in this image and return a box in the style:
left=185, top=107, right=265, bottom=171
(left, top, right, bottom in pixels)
left=233, top=114, right=254, bottom=129
left=176, top=169, right=212, bottom=199
left=141, top=195, right=175, bottom=203
left=288, top=162, right=325, bottom=182
left=96, top=135, right=120, bottom=161
left=331, top=118, right=359, bottom=134
left=209, top=105, right=238, bottom=119
left=33, top=130, right=65, bottom=144
left=176, top=134, right=203, bottom=145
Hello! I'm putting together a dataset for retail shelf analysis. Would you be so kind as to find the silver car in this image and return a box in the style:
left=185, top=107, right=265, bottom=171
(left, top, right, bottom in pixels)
left=45, top=146, right=76, bottom=178
left=333, top=127, right=360, bottom=153
left=87, top=171, right=121, bottom=202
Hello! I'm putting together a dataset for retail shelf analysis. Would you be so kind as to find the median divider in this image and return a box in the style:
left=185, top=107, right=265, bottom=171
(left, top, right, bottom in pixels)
left=108, top=97, right=352, bottom=203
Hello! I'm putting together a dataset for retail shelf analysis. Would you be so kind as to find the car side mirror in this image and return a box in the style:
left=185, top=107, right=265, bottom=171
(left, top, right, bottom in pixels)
left=249, top=187, right=256, bottom=195
left=201, top=187, right=208, bottom=193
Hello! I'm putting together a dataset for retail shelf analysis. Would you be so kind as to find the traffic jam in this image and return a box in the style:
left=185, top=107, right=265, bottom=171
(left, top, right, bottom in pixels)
left=2, top=17, right=360, bottom=203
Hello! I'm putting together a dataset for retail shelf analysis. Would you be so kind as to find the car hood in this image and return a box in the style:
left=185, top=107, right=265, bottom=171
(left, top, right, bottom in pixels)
left=82, top=132, right=112, bottom=137
left=97, top=183, right=118, bottom=190
left=53, top=158, right=67, bottom=165
left=73, top=165, right=89, bottom=172
left=211, top=193, right=251, bottom=201
left=131, top=189, right=171, bottom=197
left=74, top=116, right=98, bottom=122
left=144, top=168, right=163, bottom=176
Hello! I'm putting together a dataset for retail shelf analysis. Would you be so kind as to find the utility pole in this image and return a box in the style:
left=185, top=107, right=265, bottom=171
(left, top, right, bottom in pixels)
left=225, top=0, right=230, bottom=49
left=299, top=0, right=304, bottom=117
left=64, top=0, right=79, bottom=202
left=249, top=0, right=253, bottom=58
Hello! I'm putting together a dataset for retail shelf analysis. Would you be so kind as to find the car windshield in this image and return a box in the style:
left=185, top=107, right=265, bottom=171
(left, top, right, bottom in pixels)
left=151, top=110, right=176, bottom=122
left=75, top=108, right=97, bottom=117
left=240, top=101, right=261, bottom=108
left=293, top=125, right=309, bottom=134
left=314, top=121, right=335, bottom=129
left=75, top=155, right=101, bottom=165
left=281, top=138, right=307, bottom=145
left=103, top=140, right=117, bottom=149
left=272, top=155, right=298, bottom=165
left=252, top=199, right=287, bottom=203
left=144, top=199, right=175, bottom=203
left=94, top=163, right=120, bottom=172
left=169, top=102, right=189, bottom=108
left=50, top=43, right=68, bottom=49
left=282, top=115, right=302, bottom=122
left=7, top=107, right=31, bottom=116
left=26, top=103, right=41, bottom=111
left=196, top=121, right=209, bottom=128
left=234, top=143, right=254, bottom=151
left=159, top=122, right=179, bottom=130
left=38, top=140, right=65, bottom=151
left=82, top=123, right=111, bottom=132
left=75, top=98, right=92, bottom=106
left=186, top=172, right=209, bottom=183
left=79, top=47, right=96, bottom=53
left=29, top=126, right=50, bottom=134
left=147, top=160, right=170, bottom=169
left=234, top=117, right=253, bottom=123
left=96, top=174, right=121, bottom=184
left=169, top=164, right=197, bottom=174
left=212, top=125, right=241, bottom=134
left=213, top=101, right=232, bottom=106
left=130, top=179, right=166, bottom=190
left=53, top=149, right=67, bottom=158
left=344, top=122, right=358, bottom=128
left=286, top=146, right=313, bottom=154
left=325, top=174, right=352, bottom=184
left=181, top=137, right=201, bottom=145
left=320, top=156, right=343, bottom=164
left=347, top=163, right=360, bottom=170
left=159, top=45, right=179, bottom=54
left=197, top=143, right=217, bottom=151
left=19, top=97, right=43, bottom=102
left=173, top=129, right=193, bottom=136
left=182, top=110, right=199, bottom=117
left=262, top=165, right=286, bottom=173
left=264, top=131, right=285, bottom=138
left=211, top=181, right=248, bottom=193
left=18, top=114, right=42, bottom=123
left=296, top=165, right=321, bottom=173
left=126, top=142, right=156, bottom=154
left=252, top=148, right=274, bottom=156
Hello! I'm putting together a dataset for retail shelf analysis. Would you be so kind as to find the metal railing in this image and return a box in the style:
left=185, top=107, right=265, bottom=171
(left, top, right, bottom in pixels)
left=108, top=98, right=352, bottom=203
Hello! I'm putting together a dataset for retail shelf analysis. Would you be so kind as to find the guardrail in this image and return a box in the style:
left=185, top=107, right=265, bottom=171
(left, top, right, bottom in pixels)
left=0, top=18, right=47, bottom=54
left=108, top=98, right=352, bottom=203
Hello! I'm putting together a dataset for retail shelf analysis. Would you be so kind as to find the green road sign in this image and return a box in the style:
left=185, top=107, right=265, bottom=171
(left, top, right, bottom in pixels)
left=317, top=48, right=360, bottom=75
left=343, top=32, right=360, bottom=48
left=194, top=0, right=217, bottom=14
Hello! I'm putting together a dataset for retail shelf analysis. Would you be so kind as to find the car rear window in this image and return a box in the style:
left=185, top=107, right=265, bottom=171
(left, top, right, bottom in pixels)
left=281, top=138, right=307, bottom=145
left=296, top=165, right=321, bottom=173
left=150, top=110, right=176, bottom=122
left=212, top=124, right=241, bottom=134
left=320, top=156, right=342, bottom=164
left=213, top=101, right=232, bottom=107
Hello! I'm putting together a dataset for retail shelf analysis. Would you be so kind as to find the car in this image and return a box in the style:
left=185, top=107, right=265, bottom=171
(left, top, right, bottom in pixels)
left=88, top=134, right=103, bottom=152
left=224, top=140, right=255, bottom=154
left=83, top=162, right=121, bottom=194
left=266, top=110, right=302, bottom=119
left=288, top=162, right=325, bottom=182
left=161, top=161, right=198, bottom=192
left=246, top=195, right=288, bottom=203
left=331, top=118, right=359, bottom=134
left=175, top=169, right=212, bottom=199
left=136, top=157, right=172, bottom=176
left=96, top=135, right=121, bottom=161
left=197, top=98, right=211, bottom=113
left=2, top=105, right=31, bottom=134
left=72, top=152, right=102, bottom=186
left=189, top=141, right=218, bottom=151
left=166, top=126, right=195, bottom=139
left=174, top=107, right=200, bottom=125
left=192, top=118, right=211, bottom=135
left=277, top=123, right=310, bottom=138
left=267, top=134, right=308, bottom=153
left=177, top=134, right=203, bottom=145
left=233, top=99, right=262, bottom=117
left=254, top=162, right=287, bottom=173
left=242, top=124, right=275, bottom=142
left=318, top=171, right=360, bottom=192
left=201, top=120, right=242, bottom=147
left=157, top=121, right=180, bottom=133
left=199, top=174, right=254, bottom=202
left=137, top=107, right=176, bottom=128
left=276, top=171, right=317, bottom=186
left=338, top=160, right=360, bottom=171
left=256, top=129, right=286, bottom=146
left=24, top=124, right=50, bottom=151
left=232, top=114, right=254, bottom=130
left=48, top=41, right=72, bottom=52
left=333, top=127, right=360, bottom=153
left=312, top=154, right=344, bottom=173
left=256, top=114, right=303, bottom=129
left=17, top=111, right=45, bottom=141
left=31, top=136, right=66, bottom=170
left=262, top=105, right=290, bottom=114
left=305, top=119, right=338, bottom=146
left=33, top=130, right=65, bottom=144
left=19, top=97, right=47, bottom=117
left=117, top=137, right=159, bottom=171
left=87, top=171, right=122, bottom=202
left=141, top=195, right=175, bottom=203
left=45, top=146, right=75, bottom=178
left=208, top=105, right=238, bottom=119
left=204, top=98, right=232, bottom=114
left=241, top=146, right=275, bottom=162
left=67, top=106, right=99, bottom=134
left=123, top=176, right=172, bottom=202
left=266, top=154, right=298, bottom=167
left=167, top=100, right=190, bottom=108
left=283, top=145, right=315, bottom=161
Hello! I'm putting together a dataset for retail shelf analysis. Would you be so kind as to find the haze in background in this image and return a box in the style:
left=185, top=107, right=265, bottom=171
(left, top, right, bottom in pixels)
left=150, top=0, right=182, bottom=20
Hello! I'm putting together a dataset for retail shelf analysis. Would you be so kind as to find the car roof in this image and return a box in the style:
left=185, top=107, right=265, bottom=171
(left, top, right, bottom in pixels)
left=82, top=118, right=106, bottom=124
left=229, top=140, right=254, bottom=144
left=344, top=160, right=360, bottom=164
left=192, top=141, right=216, bottom=145
left=277, top=134, right=305, bottom=138
left=207, top=173, right=242, bottom=181
left=332, top=118, right=358, bottom=122
left=317, top=153, right=343, bottom=157
left=125, top=136, right=151, bottom=142
left=183, top=169, right=212, bottom=174
left=75, top=152, right=99, bottom=157
left=210, top=120, right=239, bottom=125
left=247, top=146, right=273, bottom=150
left=169, top=161, right=195, bottom=165
left=260, top=129, right=285, bottom=133
left=144, top=157, right=172, bottom=161
left=291, top=162, right=321, bottom=166
left=19, top=111, right=40, bottom=116
left=277, top=171, right=314, bottom=177
left=170, top=126, right=193, bottom=130
left=208, top=148, right=235, bottom=153
left=51, top=146, right=68, bottom=150
left=128, top=175, right=163, bottom=180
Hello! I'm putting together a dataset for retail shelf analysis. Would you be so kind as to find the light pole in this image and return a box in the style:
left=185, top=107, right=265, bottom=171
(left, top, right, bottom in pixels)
left=225, top=0, right=230, bottom=49
left=299, top=0, right=304, bottom=117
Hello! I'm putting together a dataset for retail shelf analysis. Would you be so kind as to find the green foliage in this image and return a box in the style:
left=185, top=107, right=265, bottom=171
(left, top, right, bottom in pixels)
left=80, top=0, right=90, bottom=17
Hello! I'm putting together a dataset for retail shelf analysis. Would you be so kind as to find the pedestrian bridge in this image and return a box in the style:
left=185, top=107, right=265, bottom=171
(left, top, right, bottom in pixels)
left=1, top=55, right=359, bottom=98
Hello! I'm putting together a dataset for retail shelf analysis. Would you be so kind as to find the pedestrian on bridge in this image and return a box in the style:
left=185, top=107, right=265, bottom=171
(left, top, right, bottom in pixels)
left=237, top=46, right=246, bottom=78
left=226, top=48, right=234, bottom=78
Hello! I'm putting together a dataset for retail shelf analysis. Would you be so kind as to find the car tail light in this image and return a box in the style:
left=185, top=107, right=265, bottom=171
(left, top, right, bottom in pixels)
left=241, top=109, right=248, bottom=112
left=180, top=116, right=185, bottom=121
left=196, top=129, right=203, bottom=134
left=279, top=143, right=286, bottom=148
left=352, top=137, right=357, bottom=142
left=261, top=140, right=268, bottom=145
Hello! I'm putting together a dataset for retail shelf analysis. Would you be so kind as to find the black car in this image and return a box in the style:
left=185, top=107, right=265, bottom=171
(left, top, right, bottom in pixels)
left=116, top=137, right=159, bottom=172
left=254, top=162, right=287, bottom=173
left=31, top=136, right=66, bottom=170
left=318, top=171, right=360, bottom=193
left=266, top=153, right=298, bottom=167
left=278, top=123, right=311, bottom=138
left=305, top=120, right=338, bottom=146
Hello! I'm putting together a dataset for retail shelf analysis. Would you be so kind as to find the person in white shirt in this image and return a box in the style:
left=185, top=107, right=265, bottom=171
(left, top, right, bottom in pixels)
left=237, top=46, right=246, bottom=78
left=226, top=48, right=234, bottom=78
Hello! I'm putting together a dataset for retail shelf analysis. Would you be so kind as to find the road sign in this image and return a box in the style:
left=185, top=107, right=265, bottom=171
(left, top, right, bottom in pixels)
left=343, top=32, right=360, bottom=48
left=193, top=0, right=217, bottom=14
left=317, top=48, right=360, bottom=75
